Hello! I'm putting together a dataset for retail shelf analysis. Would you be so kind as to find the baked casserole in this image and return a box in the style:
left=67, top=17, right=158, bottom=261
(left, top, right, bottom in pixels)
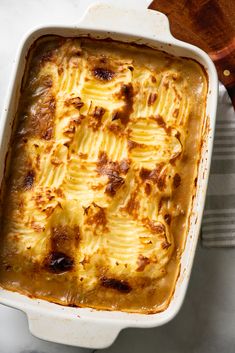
left=0, top=37, right=207, bottom=313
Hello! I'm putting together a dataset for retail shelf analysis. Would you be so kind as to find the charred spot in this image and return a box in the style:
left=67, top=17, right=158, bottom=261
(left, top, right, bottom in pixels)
left=97, top=151, right=128, bottom=196
left=42, top=127, right=53, bottom=140
left=23, top=170, right=35, bottom=190
left=143, top=218, right=166, bottom=235
left=173, top=173, right=181, bottom=188
left=164, top=214, right=172, bottom=225
left=194, top=177, right=198, bottom=187
left=111, top=112, right=122, bottom=124
left=175, top=131, right=181, bottom=140
left=80, top=255, right=90, bottom=266
left=99, top=57, right=107, bottom=64
left=97, top=151, right=108, bottom=172
left=152, top=164, right=167, bottom=191
left=93, top=106, right=105, bottom=118
left=57, top=67, right=64, bottom=75
left=149, top=221, right=165, bottom=234
left=105, top=172, right=124, bottom=196
left=93, top=67, right=115, bottom=81
left=113, top=83, right=134, bottom=125
left=151, top=75, right=157, bottom=83
left=123, top=191, right=139, bottom=217
left=45, top=189, right=55, bottom=201
left=119, top=83, right=133, bottom=101
left=55, top=188, right=64, bottom=198
left=43, top=206, right=55, bottom=217
left=172, top=73, right=179, bottom=81
left=162, top=241, right=171, bottom=250
left=3, top=264, right=12, bottom=272
left=35, top=192, right=59, bottom=216
left=148, top=93, right=157, bottom=106
left=139, top=164, right=167, bottom=191
left=85, top=203, right=107, bottom=230
left=100, top=276, right=132, bottom=293
left=45, top=252, right=74, bottom=273
left=128, top=65, right=134, bottom=71
left=155, top=115, right=171, bottom=134
left=155, top=115, right=166, bottom=128
left=65, top=97, right=84, bottom=109
left=136, top=255, right=150, bottom=272
left=145, top=183, right=151, bottom=195
left=83, top=205, right=90, bottom=215
left=111, top=111, right=119, bottom=121
left=73, top=115, right=85, bottom=126
left=88, top=106, right=106, bottom=131
left=139, top=168, right=151, bottom=180
left=158, top=196, right=168, bottom=212
left=74, top=49, right=82, bottom=57
left=119, top=159, right=130, bottom=174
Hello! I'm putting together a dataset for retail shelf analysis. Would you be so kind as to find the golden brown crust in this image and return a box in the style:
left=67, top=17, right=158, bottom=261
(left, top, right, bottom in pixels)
left=0, top=36, right=208, bottom=314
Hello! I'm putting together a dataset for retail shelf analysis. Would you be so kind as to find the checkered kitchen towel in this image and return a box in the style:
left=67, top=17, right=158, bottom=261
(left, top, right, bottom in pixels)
left=202, top=83, right=235, bottom=247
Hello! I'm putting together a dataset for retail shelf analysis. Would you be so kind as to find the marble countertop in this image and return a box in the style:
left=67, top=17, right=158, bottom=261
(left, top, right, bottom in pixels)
left=1, top=1, right=235, bottom=352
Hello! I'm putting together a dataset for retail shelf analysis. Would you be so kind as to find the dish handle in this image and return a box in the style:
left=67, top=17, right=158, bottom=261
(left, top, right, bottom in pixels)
left=78, top=2, right=173, bottom=40
left=27, top=311, right=122, bottom=349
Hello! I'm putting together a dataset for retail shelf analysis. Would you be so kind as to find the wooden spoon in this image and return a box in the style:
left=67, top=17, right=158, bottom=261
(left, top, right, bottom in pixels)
left=149, top=0, right=235, bottom=108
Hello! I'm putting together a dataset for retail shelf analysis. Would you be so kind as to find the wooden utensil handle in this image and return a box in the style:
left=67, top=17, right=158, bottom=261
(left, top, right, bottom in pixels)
left=149, top=0, right=235, bottom=109
left=227, top=86, right=235, bottom=108
left=214, top=53, right=235, bottom=107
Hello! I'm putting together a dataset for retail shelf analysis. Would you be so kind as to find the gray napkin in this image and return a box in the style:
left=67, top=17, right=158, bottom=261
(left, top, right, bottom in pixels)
left=202, top=83, right=235, bottom=247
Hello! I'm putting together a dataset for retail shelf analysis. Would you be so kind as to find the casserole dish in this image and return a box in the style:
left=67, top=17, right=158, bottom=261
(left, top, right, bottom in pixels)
left=0, top=2, right=218, bottom=349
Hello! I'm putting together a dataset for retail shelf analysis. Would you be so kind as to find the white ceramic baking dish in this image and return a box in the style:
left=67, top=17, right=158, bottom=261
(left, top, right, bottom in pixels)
left=0, top=2, right=218, bottom=349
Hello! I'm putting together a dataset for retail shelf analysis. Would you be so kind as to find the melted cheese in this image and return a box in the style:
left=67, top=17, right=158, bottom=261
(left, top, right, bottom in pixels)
left=0, top=37, right=208, bottom=313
